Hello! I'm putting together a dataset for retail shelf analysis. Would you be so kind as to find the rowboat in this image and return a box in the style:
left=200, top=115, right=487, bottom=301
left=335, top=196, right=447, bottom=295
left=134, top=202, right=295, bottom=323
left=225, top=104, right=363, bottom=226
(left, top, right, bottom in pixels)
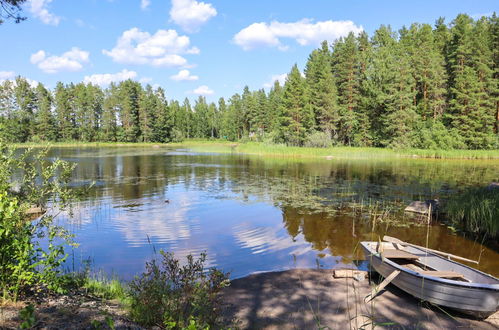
left=360, top=239, right=499, bottom=318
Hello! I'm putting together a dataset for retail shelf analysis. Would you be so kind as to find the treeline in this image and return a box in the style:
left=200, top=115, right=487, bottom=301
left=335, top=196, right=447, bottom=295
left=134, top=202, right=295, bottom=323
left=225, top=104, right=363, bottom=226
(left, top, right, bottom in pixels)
left=0, top=13, right=498, bottom=149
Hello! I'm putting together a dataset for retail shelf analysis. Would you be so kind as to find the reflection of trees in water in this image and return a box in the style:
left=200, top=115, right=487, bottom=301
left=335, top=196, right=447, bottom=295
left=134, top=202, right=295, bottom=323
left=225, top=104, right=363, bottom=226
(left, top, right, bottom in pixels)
left=50, top=148, right=499, bottom=276
left=61, top=148, right=499, bottom=218
left=281, top=206, right=499, bottom=276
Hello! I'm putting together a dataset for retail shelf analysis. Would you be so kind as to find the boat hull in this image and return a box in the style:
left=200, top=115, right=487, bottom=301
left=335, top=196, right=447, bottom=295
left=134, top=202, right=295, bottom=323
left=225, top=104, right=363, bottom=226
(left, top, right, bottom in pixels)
left=361, top=242, right=499, bottom=318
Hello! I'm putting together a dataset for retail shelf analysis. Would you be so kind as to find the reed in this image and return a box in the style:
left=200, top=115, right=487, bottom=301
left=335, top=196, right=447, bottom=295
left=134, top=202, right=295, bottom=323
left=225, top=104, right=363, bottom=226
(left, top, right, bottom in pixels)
left=444, top=186, right=499, bottom=239
left=14, top=140, right=499, bottom=159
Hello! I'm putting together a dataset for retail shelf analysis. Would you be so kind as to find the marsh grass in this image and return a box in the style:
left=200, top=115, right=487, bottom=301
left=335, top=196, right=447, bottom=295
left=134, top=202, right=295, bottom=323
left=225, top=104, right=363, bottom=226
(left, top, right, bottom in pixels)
left=14, top=140, right=499, bottom=159
left=444, top=186, right=499, bottom=239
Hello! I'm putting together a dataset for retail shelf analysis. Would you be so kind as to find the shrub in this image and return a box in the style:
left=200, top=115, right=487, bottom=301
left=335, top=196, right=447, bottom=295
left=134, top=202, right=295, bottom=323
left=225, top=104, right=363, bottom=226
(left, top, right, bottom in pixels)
left=0, top=143, right=79, bottom=301
left=129, top=251, right=230, bottom=329
left=304, top=131, right=332, bottom=148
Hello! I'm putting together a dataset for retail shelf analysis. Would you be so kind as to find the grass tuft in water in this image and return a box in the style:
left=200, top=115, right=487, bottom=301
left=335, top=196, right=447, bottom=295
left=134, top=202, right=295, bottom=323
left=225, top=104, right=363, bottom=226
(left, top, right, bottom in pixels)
left=444, top=186, right=499, bottom=239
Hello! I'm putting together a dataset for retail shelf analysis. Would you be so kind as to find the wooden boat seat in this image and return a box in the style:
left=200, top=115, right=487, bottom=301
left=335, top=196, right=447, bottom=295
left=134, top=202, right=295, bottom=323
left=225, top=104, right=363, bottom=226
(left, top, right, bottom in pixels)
left=417, top=270, right=466, bottom=279
left=381, top=249, right=419, bottom=260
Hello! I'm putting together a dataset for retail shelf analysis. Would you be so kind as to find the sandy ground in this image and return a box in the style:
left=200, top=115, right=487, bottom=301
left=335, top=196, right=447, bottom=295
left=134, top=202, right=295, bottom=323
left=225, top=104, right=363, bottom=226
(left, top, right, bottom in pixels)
left=222, top=269, right=499, bottom=329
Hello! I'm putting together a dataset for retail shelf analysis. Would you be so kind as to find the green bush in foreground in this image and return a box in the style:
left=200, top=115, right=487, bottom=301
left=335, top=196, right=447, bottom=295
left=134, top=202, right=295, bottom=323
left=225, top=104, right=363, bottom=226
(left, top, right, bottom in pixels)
left=129, top=251, right=230, bottom=329
left=0, top=143, right=78, bottom=301
left=445, top=186, right=499, bottom=239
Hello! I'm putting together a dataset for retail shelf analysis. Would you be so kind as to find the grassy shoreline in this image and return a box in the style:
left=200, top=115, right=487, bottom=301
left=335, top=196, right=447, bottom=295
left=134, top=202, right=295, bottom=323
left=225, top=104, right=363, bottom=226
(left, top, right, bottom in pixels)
left=13, top=140, right=499, bottom=160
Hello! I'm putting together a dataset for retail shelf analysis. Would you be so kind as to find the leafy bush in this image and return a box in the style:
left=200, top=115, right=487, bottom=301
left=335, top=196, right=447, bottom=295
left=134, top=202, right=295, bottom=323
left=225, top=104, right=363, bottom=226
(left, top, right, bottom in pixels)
left=129, top=251, right=230, bottom=329
left=0, top=143, right=78, bottom=301
left=170, top=128, right=185, bottom=143
left=304, top=131, right=333, bottom=148
left=414, top=121, right=466, bottom=150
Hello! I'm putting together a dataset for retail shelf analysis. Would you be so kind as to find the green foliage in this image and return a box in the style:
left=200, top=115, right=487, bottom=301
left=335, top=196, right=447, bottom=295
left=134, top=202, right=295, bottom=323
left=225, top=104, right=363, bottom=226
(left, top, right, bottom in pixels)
left=445, top=186, right=499, bottom=239
left=19, top=304, right=36, bottom=329
left=0, top=142, right=78, bottom=301
left=128, top=251, right=230, bottom=329
left=1, top=13, right=498, bottom=150
left=304, top=131, right=333, bottom=148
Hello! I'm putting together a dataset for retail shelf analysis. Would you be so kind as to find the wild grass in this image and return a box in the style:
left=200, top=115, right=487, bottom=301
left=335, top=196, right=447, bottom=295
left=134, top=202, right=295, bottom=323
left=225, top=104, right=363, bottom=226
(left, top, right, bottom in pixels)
left=185, top=141, right=499, bottom=160
left=14, top=139, right=499, bottom=159
left=444, top=186, right=499, bottom=239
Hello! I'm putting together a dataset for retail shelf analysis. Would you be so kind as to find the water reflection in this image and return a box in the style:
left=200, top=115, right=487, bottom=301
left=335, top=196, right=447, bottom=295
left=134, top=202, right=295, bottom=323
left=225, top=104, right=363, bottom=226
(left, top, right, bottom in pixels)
left=46, top=147, right=499, bottom=279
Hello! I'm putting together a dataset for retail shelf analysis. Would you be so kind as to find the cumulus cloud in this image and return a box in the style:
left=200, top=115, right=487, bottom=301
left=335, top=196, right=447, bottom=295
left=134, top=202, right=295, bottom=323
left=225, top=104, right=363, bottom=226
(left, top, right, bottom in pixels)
left=103, top=28, right=199, bottom=67
left=170, top=69, right=198, bottom=81
left=234, top=19, right=363, bottom=51
left=0, top=71, right=16, bottom=80
left=30, top=47, right=90, bottom=73
left=27, top=0, right=60, bottom=26
left=263, top=73, right=287, bottom=88
left=169, top=0, right=217, bottom=33
left=191, top=85, right=213, bottom=95
left=83, top=69, right=138, bottom=86
left=140, top=0, right=151, bottom=10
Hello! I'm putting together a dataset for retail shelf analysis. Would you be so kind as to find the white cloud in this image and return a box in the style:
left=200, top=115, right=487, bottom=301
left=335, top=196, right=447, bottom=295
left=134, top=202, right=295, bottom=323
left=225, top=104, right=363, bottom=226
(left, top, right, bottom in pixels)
left=83, top=69, right=138, bottom=86
left=191, top=85, right=213, bottom=95
left=30, top=47, right=90, bottom=74
left=0, top=71, right=15, bottom=80
left=139, top=77, right=153, bottom=84
left=103, top=28, right=199, bottom=67
left=27, top=0, right=60, bottom=26
left=263, top=73, right=287, bottom=88
left=169, top=0, right=217, bottom=33
left=140, top=0, right=151, bottom=10
left=170, top=69, right=198, bottom=81
left=234, top=19, right=363, bottom=51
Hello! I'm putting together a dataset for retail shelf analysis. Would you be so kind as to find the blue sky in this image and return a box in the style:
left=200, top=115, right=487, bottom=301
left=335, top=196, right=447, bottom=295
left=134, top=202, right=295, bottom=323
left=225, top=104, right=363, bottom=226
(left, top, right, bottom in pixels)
left=0, top=0, right=497, bottom=102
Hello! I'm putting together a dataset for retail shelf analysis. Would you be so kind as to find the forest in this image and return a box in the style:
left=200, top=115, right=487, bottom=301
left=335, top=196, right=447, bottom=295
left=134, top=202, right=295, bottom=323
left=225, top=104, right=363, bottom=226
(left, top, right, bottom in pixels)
left=1, top=13, right=498, bottom=149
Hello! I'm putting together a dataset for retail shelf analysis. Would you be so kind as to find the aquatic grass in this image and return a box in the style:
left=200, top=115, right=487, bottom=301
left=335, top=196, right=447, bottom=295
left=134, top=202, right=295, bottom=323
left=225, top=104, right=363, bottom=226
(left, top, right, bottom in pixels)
left=14, top=140, right=499, bottom=159
left=444, top=186, right=499, bottom=239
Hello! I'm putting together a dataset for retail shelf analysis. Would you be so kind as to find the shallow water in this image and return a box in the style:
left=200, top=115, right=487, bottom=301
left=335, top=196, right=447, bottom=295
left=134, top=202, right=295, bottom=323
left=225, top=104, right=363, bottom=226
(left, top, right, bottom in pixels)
left=44, top=147, right=499, bottom=279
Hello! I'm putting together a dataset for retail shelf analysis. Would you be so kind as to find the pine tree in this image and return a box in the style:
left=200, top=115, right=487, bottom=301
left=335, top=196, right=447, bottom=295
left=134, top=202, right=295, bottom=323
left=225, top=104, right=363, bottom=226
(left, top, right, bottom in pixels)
left=101, top=83, right=118, bottom=142
left=152, top=87, right=172, bottom=142
left=118, top=80, right=142, bottom=142
left=354, top=31, right=374, bottom=146
left=54, top=82, right=75, bottom=141
left=401, top=23, right=447, bottom=121
left=332, top=34, right=362, bottom=144
left=12, top=77, right=36, bottom=142
left=279, top=64, right=314, bottom=146
left=367, top=26, right=418, bottom=147
left=447, top=14, right=495, bottom=148
left=139, top=85, right=157, bottom=142
left=34, top=83, right=56, bottom=141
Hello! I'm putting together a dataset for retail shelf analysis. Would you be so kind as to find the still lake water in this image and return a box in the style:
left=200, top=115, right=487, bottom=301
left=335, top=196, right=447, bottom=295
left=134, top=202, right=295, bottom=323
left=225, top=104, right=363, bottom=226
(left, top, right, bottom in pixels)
left=47, top=147, right=499, bottom=279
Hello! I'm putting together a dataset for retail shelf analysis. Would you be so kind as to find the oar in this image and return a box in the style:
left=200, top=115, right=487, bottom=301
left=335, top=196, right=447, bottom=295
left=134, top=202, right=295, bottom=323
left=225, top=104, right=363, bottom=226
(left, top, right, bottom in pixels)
left=383, top=236, right=479, bottom=264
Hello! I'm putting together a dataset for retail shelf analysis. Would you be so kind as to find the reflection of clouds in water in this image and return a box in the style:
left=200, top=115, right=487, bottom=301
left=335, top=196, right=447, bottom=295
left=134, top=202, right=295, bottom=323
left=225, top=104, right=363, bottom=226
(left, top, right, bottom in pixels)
left=112, top=193, right=194, bottom=247
left=233, top=222, right=312, bottom=256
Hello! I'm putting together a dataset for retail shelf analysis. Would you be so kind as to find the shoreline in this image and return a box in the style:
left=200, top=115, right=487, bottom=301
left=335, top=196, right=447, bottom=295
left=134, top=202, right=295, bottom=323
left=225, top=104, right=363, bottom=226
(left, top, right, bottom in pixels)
left=12, top=140, right=499, bottom=160
left=222, top=268, right=499, bottom=329
left=3, top=268, right=497, bottom=329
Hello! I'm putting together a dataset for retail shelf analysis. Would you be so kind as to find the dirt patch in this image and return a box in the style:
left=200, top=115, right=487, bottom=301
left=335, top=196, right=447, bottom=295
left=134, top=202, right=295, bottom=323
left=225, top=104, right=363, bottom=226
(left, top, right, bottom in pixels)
left=0, top=292, right=142, bottom=330
left=222, top=269, right=499, bottom=329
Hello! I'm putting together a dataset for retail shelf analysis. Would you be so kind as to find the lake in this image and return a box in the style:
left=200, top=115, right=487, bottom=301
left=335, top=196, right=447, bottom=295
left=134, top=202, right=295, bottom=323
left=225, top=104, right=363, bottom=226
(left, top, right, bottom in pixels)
left=46, top=146, right=499, bottom=279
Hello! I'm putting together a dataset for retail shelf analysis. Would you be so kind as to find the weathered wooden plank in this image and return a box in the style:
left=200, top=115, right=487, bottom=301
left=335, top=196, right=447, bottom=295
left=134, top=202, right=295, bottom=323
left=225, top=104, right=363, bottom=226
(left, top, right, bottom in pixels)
left=381, top=249, right=419, bottom=260
left=333, top=269, right=367, bottom=279
left=367, top=270, right=401, bottom=302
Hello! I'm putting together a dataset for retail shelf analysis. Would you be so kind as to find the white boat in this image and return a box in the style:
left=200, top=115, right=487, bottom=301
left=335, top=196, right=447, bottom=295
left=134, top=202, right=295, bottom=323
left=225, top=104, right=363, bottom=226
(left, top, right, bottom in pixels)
left=361, top=240, right=499, bottom=318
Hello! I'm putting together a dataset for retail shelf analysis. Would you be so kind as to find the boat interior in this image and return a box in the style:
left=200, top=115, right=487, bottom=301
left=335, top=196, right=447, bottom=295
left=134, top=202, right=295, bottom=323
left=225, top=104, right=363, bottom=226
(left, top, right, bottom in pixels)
left=365, top=241, right=499, bottom=285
